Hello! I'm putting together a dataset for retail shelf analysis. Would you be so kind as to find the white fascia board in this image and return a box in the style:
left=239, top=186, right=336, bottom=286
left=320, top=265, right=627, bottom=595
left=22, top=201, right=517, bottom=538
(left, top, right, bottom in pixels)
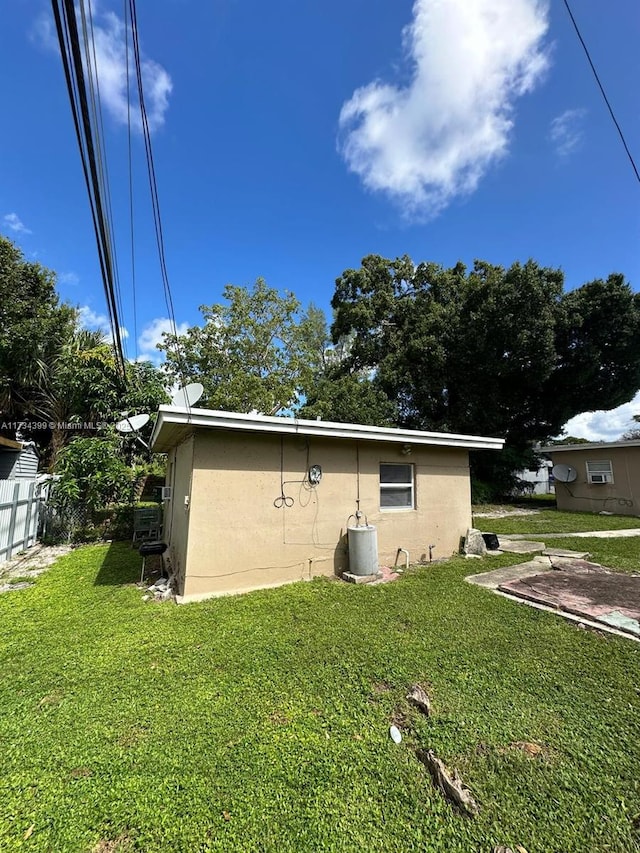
left=541, top=441, right=640, bottom=453
left=150, top=405, right=505, bottom=453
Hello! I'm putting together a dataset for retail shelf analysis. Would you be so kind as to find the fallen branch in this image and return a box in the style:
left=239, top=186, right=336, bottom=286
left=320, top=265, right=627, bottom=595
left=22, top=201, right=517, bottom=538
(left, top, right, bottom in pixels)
left=406, top=684, right=431, bottom=716
left=417, top=749, right=479, bottom=816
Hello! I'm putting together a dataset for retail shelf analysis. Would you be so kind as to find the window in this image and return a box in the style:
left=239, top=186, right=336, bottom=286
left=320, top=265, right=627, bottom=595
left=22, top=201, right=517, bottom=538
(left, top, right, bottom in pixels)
left=586, top=460, right=614, bottom=485
left=380, top=463, right=414, bottom=510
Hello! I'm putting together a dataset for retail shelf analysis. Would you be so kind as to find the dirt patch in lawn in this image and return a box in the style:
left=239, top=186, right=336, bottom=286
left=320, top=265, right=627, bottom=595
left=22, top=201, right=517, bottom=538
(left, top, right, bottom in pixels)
left=0, top=544, right=74, bottom=593
left=473, top=507, right=541, bottom=519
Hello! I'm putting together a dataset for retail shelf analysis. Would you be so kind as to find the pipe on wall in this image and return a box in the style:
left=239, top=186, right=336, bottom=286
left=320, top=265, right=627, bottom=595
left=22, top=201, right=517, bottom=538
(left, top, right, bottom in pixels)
left=395, top=547, right=409, bottom=572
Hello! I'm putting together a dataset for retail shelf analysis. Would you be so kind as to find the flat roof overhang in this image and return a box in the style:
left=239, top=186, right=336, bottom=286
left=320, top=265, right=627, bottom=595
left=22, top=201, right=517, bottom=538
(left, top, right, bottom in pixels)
left=150, top=405, right=505, bottom=454
left=541, top=440, right=640, bottom=454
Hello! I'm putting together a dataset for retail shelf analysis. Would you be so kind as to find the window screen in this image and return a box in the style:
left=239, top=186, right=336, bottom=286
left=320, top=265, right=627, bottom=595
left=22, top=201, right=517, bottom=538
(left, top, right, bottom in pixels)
left=586, top=460, right=613, bottom=484
left=380, top=463, right=414, bottom=509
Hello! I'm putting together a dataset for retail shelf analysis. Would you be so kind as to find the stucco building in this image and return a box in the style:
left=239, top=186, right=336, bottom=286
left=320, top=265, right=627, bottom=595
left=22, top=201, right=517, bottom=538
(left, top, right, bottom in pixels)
left=542, top=440, right=640, bottom=517
left=151, top=407, right=504, bottom=603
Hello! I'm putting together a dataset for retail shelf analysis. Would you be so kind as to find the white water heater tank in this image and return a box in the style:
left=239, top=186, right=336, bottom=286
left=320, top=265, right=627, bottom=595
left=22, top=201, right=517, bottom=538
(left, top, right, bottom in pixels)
left=348, top=525, right=379, bottom=576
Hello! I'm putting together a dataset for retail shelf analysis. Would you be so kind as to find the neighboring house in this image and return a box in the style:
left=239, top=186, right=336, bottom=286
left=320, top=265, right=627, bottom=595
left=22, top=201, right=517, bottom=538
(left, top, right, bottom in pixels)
left=516, top=460, right=554, bottom=495
left=0, top=437, right=46, bottom=564
left=541, top=440, right=640, bottom=517
left=150, top=407, right=504, bottom=603
left=0, top=436, right=39, bottom=480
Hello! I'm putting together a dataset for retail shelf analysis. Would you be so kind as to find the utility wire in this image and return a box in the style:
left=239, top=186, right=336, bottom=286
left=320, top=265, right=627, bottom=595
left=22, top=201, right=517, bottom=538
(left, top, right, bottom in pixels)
left=124, top=0, right=139, bottom=362
left=60, top=0, right=124, bottom=370
left=53, top=0, right=126, bottom=375
left=127, top=0, right=191, bottom=402
left=82, top=0, right=128, bottom=359
left=51, top=0, right=129, bottom=381
left=562, top=0, right=640, bottom=185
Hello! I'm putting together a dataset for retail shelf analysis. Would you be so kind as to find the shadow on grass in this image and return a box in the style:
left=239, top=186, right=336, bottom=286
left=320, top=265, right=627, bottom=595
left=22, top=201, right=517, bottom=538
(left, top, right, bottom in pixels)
left=94, top=540, right=142, bottom=586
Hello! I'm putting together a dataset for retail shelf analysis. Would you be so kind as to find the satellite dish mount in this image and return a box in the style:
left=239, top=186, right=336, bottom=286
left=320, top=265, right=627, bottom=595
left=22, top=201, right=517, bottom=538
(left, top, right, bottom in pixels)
left=170, top=383, right=204, bottom=408
left=552, top=463, right=577, bottom=484
left=115, top=412, right=151, bottom=449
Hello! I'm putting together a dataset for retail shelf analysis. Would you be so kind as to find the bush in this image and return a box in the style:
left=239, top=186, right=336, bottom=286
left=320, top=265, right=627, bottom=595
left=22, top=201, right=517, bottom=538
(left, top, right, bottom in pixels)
left=471, top=479, right=497, bottom=504
left=43, top=501, right=161, bottom=544
left=54, top=434, right=136, bottom=513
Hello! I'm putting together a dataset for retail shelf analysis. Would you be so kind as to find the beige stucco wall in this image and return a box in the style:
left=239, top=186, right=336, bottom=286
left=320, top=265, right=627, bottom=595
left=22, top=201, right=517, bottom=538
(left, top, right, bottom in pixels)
left=164, top=436, right=194, bottom=591
left=171, top=429, right=472, bottom=602
left=549, top=446, right=640, bottom=517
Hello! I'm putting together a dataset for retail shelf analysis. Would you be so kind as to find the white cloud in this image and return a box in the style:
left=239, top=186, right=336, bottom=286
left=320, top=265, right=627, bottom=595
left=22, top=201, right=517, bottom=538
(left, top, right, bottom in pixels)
left=77, top=305, right=128, bottom=345
left=138, top=318, right=189, bottom=364
left=35, top=6, right=172, bottom=132
left=78, top=305, right=109, bottom=331
left=549, top=108, right=586, bottom=157
left=3, top=212, right=32, bottom=235
left=559, top=391, right=640, bottom=442
left=338, top=0, right=550, bottom=219
left=30, top=13, right=56, bottom=52
left=58, top=271, right=80, bottom=286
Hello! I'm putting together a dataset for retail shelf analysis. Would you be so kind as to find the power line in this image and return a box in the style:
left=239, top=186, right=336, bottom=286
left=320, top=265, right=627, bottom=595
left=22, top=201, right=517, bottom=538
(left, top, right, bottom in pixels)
left=82, top=0, right=128, bottom=359
left=54, top=0, right=189, bottom=391
left=127, top=0, right=191, bottom=399
left=50, top=0, right=129, bottom=381
left=562, top=0, right=640, bottom=185
left=124, top=0, right=138, bottom=362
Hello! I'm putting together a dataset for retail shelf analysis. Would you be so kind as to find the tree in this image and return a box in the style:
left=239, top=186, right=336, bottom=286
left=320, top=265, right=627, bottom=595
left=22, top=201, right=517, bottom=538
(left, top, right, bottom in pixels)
left=0, top=234, right=168, bottom=465
left=0, top=235, right=76, bottom=427
left=45, top=330, right=169, bottom=466
left=621, top=415, right=640, bottom=441
left=330, top=254, right=640, bottom=495
left=160, top=279, right=327, bottom=415
left=300, top=372, right=398, bottom=426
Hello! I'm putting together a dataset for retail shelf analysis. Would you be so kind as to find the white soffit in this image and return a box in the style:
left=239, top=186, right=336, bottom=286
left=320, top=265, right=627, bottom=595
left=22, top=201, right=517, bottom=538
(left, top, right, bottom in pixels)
left=151, top=406, right=505, bottom=453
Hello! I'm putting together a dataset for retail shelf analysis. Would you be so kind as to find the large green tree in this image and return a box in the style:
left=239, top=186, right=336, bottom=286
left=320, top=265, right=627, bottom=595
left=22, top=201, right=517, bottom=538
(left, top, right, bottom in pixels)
left=299, top=372, right=398, bottom=426
left=0, top=234, right=168, bottom=466
left=160, top=279, right=327, bottom=415
left=328, top=254, right=640, bottom=494
left=0, top=235, right=76, bottom=424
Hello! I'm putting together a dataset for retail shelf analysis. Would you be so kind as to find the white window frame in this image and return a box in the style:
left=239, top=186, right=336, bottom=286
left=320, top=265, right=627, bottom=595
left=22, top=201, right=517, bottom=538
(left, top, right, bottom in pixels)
left=380, top=463, right=415, bottom=511
left=586, top=460, right=614, bottom=485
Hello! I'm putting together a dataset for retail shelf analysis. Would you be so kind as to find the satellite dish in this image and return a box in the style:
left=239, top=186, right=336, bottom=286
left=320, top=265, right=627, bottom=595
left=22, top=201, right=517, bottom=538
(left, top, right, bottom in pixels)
left=115, top=413, right=150, bottom=433
left=170, top=382, right=204, bottom=408
left=552, top=463, right=577, bottom=483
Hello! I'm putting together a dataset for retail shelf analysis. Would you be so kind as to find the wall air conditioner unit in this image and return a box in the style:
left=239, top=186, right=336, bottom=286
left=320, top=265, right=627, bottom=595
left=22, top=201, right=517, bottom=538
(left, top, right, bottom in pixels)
left=161, top=486, right=172, bottom=500
left=589, top=474, right=607, bottom=484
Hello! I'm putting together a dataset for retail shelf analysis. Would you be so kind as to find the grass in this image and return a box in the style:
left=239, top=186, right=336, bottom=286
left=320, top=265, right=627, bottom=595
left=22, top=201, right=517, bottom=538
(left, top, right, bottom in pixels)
left=475, top=508, right=640, bottom=535
left=528, top=536, right=640, bottom=574
left=1, top=544, right=639, bottom=852
left=474, top=506, right=640, bottom=572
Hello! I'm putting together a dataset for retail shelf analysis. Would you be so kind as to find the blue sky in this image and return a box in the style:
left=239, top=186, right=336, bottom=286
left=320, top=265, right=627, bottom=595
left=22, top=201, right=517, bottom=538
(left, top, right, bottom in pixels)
left=1, top=0, right=638, bottom=439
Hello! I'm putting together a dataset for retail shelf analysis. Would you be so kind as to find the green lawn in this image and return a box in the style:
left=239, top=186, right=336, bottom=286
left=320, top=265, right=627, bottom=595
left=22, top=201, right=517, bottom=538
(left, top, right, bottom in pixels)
left=1, top=544, right=640, bottom=852
left=475, top=509, right=640, bottom=535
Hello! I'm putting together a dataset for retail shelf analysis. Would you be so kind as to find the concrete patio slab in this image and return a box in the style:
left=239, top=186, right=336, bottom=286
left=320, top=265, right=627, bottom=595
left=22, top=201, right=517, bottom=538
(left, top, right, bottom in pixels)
left=497, top=540, right=546, bottom=554
left=498, top=529, right=640, bottom=540
left=498, top=570, right=640, bottom=638
left=465, top=560, right=551, bottom=590
left=548, top=558, right=606, bottom=573
left=542, top=548, right=590, bottom=559
left=598, top=611, right=640, bottom=634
